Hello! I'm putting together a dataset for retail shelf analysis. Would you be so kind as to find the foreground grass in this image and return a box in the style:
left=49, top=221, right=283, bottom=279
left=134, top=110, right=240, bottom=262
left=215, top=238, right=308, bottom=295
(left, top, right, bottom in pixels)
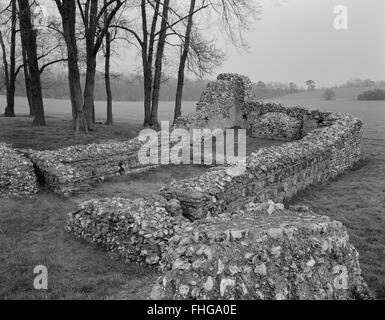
left=0, top=116, right=142, bottom=150
left=1, top=115, right=385, bottom=299
left=0, top=192, right=158, bottom=300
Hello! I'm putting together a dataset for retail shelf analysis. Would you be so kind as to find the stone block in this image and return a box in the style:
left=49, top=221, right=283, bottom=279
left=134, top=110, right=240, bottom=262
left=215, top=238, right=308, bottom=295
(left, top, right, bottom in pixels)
left=151, top=205, right=372, bottom=300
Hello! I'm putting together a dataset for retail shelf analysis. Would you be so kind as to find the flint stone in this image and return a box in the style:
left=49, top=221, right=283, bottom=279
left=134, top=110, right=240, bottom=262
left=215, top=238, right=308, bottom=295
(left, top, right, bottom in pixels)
left=153, top=204, right=372, bottom=300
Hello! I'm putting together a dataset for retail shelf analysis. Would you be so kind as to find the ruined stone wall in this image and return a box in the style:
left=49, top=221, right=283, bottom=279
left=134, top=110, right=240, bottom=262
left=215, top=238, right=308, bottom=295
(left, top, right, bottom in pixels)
left=27, top=137, right=158, bottom=196
left=161, top=112, right=362, bottom=220
left=174, top=74, right=336, bottom=139
left=61, top=73, right=369, bottom=299
left=0, top=143, right=39, bottom=196
left=243, top=101, right=336, bottom=137
left=24, top=73, right=356, bottom=198
left=159, top=74, right=363, bottom=220
left=152, top=203, right=371, bottom=300
left=174, top=73, right=253, bottom=131
left=66, top=195, right=372, bottom=300
left=66, top=196, right=187, bottom=265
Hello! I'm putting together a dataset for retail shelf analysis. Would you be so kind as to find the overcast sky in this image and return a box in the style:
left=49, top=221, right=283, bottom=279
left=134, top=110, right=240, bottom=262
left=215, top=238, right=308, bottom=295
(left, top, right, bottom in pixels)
left=215, top=0, right=385, bottom=87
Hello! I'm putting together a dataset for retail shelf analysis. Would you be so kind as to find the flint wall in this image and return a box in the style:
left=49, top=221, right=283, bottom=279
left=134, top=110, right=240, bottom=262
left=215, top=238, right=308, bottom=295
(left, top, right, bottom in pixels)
left=12, top=73, right=362, bottom=207
left=161, top=74, right=363, bottom=220
left=0, top=143, right=39, bottom=197
left=27, top=137, right=157, bottom=195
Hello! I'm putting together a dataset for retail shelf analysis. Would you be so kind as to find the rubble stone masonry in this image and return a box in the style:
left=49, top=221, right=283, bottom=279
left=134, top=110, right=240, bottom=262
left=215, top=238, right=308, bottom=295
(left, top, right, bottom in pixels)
left=151, top=203, right=371, bottom=300
left=64, top=73, right=370, bottom=299
left=0, top=73, right=370, bottom=299
left=161, top=74, right=363, bottom=220
left=0, top=143, right=39, bottom=197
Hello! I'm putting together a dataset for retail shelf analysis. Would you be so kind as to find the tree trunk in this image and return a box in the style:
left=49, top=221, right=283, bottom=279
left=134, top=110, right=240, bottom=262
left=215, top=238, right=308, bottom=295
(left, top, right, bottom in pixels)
left=174, top=0, right=196, bottom=123
left=143, top=64, right=152, bottom=127
left=1, top=1, right=17, bottom=118
left=18, top=0, right=45, bottom=126
left=151, top=0, right=170, bottom=128
left=84, top=54, right=97, bottom=129
left=22, top=37, right=33, bottom=116
left=104, top=30, right=113, bottom=125
left=80, top=0, right=123, bottom=129
left=141, top=0, right=152, bottom=127
left=55, top=0, right=87, bottom=133
left=82, top=0, right=99, bottom=130
left=68, top=41, right=87, bottom=133
left=0, top=32, right=10, bottom=102
left=5, top=72, right=16, bottom=118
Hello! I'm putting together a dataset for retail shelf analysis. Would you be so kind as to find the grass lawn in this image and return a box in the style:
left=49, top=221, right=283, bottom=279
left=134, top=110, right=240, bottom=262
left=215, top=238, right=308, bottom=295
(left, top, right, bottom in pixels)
left=0, top=115, right=143, bottom=150
left=0, top=192, right=158, bottom=300
left=1, top=94, right=385, bottom=299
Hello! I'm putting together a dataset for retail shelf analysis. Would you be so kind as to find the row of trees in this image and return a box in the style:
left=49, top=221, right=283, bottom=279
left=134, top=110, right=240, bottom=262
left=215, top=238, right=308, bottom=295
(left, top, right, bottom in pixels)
left=0, top=0, right=260, bottom=133
left=253, top=80, right=303, bottom=99
left=0, top=70, right=210, bottom=101
left=340, top=79, right=385, bottom=88
left=257, top=79, right=316, bottom=92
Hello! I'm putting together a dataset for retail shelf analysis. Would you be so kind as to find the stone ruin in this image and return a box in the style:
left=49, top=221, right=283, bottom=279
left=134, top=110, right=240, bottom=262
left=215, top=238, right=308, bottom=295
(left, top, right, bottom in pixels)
left=152, top=204, right=371, bottom=300
left=0, top=73, right=372, bottom=299
left=0, top=143, right=38, bottom=197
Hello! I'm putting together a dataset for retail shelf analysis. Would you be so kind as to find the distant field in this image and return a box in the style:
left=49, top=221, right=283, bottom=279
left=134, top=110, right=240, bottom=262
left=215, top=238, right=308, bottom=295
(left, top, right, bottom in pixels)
left=1, top=90, right=385, bottom=299
left=0, top=95, right=197, bottom=123
left=1, top=86, right=383, bottom=122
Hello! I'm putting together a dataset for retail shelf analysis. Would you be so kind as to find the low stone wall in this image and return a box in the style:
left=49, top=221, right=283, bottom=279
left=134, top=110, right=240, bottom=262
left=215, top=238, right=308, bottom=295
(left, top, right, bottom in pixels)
left=244, top=101, right=336, bottom=137
left=62, top=72, right=369, bottom=300
left=27, top=137, right=158, bottom=196
left=66, top=196, right=188, bottom=265
left=65, top=197, right=372, bottom=300
left=161, top=113, right=362, bottom=220
left=151, top=204, right=371, bottom=300
left=160, top=75, right=363, bottom=220
left=27, top=74, right=359, bottom=201
left=0, top=143, right=39, bottom=197
left=174, top=74, right=337, bottom=139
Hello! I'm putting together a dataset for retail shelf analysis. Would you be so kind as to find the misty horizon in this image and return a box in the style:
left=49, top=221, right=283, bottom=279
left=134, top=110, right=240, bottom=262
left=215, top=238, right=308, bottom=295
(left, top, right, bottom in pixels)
left=104, top=0, right=385, bottom=88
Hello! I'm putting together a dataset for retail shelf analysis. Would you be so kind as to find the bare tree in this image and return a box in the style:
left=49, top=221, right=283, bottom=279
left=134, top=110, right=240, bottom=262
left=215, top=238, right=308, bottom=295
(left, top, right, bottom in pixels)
left=77, top=0, right=124, bottom=130
left=103, top=0, right=113, bottom=125
left=113, top=0, right=208, bottom=127
left=173, top=0, right=259, bottom=122
left=140, top=0, right=159, bottom=127
left=17, top=0, right=45, bottom=126
left=187, top=30, right=225, bottom=77
left=112, top=0, right=161, bottom=127
left=0, top=0, right=17, bottom=117
left=21, top=43, right=33, bottom=116
left=19, top=4, right=67, bottom=118
left=174, top=0, right=196, bottom=122
left=101, top=0, right=125, bottom=125
left=150, top=0, right=169, bottom=128
left=55, top=0, right=88, bottom=133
